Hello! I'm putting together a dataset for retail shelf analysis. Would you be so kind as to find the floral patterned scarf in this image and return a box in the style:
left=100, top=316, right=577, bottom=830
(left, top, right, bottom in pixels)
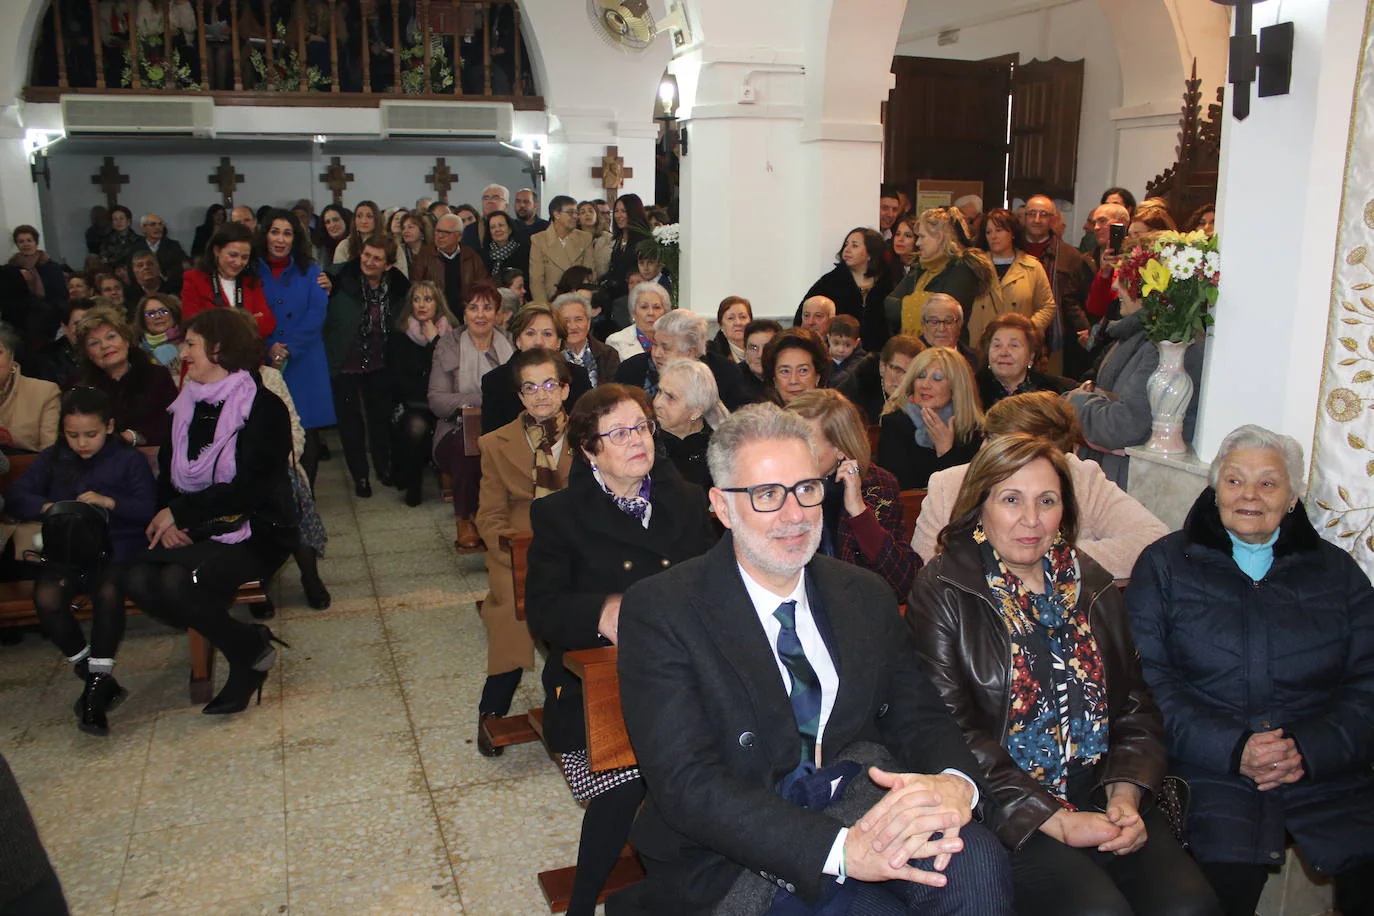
left=592, top=465, right=652, bottom=529
left=976, top=524, right=1108, bottom=804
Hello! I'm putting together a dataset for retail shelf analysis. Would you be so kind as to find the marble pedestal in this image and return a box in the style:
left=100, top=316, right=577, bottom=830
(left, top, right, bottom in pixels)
left=1125, top=447, right=1210, bottom=531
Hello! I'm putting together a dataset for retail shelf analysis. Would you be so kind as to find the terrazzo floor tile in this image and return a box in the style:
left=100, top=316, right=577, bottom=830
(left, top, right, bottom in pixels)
left=116, top=813, right=287, bottom=913
left=45, top=832, right=131, bottom=916
left=277, top=579, right=379, bottom=619
left=391, top=633, right=489, bottom=684
left=117, top=891, right=289, bottom=916
left=279, top=637, right=398, bottom=694
left=285, top=789, right=447, bottom=888
left=414, top=723, right=554, bottom=791
left=281, top=681, right=411, bottom=738
left=432, top=771, right=586, bottom=864
left=366, top=547, right=463, bottom=578
left=283, top=726, right=426, bottom=811
left=372, top=575, right=482, bottom=612
left=278, top=609, right=387, bottom=649
left=449, top=842, right=596, bottom=915
left=133, top=744, right=285, bottom=833
left=146, top=699, right=283, bottom=763
left=290, top=866, right=464, bottom=914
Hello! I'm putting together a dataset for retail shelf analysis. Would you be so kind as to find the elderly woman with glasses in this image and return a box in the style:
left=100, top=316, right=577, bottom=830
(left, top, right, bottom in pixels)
left=526, top=383, right=715, bottom=916
left=474, top=348, right=574, bottom=756
left=605, top=281, right=670, bottom=361
left=1127, top=425, right=1374, bottom=916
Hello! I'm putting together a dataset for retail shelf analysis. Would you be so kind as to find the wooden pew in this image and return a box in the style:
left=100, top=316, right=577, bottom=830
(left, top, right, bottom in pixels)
left=897, top=488, right=927, bottom=545
left=454, top=406, right=486, bottom=552
left=0, top=449, right=269, bottom=704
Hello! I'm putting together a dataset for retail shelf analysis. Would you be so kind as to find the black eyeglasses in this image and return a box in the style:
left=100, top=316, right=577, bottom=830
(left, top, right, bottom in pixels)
left=518, top=379, right=565, bottom=396
left=719, top=478, right=826, bottom=513
left=596, top=419, right=656, bottom=446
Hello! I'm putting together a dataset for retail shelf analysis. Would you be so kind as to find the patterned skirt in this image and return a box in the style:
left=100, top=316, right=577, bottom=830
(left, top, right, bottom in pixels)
left=557, top=749, right=640, bottom=803
left=290, top=463, right=328, bottom=558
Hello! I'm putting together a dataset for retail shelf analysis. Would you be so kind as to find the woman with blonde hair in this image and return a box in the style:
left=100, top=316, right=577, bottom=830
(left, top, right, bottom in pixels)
left=787, top=388, right=922, bottom=597
left=866, top=206, right=992, bottom=352
left=876, top=345, right=983, bottom=489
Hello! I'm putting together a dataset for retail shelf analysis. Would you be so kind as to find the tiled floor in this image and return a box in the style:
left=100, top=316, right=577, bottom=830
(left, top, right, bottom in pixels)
left=0, top=445, right=595, bottom=915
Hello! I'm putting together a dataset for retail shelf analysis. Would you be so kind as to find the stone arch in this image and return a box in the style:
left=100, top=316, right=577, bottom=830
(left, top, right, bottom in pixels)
left=1096, top=0, right=1229, bottom=109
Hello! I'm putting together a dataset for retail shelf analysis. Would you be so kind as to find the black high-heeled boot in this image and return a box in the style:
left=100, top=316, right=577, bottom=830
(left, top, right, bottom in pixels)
left=203, top=626, right=289, bottom=716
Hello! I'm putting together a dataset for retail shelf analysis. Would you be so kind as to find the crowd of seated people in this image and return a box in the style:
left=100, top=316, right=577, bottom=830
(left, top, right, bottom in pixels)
left=7, top=178, right=1372, bottom=916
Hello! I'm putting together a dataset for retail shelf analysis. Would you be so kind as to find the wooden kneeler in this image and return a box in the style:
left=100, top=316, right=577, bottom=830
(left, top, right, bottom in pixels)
left=479, top=532, right=543, bottom=749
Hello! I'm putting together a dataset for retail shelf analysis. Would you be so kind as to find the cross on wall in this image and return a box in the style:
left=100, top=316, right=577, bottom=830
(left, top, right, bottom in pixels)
left=91, top=157, right=129, bottom=210
left=208, top=157, right=246, bottom=207
left=319, top=156, right=355, bottom=205
left=592, top=146, right=633, bottom=203
left=426, top=158, right=457, bottom=203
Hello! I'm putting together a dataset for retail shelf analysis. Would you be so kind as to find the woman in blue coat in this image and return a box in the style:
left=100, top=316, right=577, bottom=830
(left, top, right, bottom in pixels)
left=256, top=208, right=333, bottom=485
left=1126, top=425, right=1374, bottom=916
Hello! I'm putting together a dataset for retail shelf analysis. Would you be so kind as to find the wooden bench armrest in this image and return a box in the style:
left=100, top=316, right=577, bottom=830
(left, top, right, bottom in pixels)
left=500, top=530, right=534, bottom=622
left=461, top=406, right=482, bottom=457
left=898, top=488, right=927, bottom=545
left=564, top=646, right=636, bottom=772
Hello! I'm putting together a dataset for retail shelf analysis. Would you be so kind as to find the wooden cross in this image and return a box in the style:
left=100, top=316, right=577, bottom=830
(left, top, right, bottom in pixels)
left=91, top=157, right=129, bottom=210
left=426, top=157, right=457, bottom=202
left=592, top=146, right=633, bottom=203
left=319, top=156, right=355, bottom=205
left=208, top=157, right=245, bottom=207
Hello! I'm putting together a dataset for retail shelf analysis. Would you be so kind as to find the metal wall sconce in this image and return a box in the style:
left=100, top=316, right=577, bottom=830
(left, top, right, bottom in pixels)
left=1214, top=0, right=1294, bottom=120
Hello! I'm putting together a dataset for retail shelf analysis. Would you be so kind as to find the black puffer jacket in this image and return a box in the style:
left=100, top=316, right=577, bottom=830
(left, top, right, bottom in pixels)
left=1126, top=490, right=1374, bottom=872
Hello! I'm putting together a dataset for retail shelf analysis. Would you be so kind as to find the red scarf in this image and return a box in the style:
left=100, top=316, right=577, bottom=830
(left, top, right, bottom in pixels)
left=266, top=255, right=291, bottom=279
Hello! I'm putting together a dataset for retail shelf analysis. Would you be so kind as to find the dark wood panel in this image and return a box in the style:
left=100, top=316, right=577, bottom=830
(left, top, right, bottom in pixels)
left=885, top=56, right=1012, bottom=208
left=1008, top=58, right=1084, bottom=203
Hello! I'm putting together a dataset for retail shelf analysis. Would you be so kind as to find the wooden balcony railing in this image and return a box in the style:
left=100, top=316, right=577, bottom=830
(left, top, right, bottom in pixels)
left=26, top=0, right=541, bottom=108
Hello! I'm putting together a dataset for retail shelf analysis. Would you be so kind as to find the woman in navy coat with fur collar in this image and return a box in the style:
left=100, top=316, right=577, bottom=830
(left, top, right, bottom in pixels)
left=1126, top=425, right=1374, bottom=916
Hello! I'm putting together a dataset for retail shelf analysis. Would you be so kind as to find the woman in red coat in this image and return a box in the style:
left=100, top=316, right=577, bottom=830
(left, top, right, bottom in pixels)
left=180, top=223, right=277, bottom=340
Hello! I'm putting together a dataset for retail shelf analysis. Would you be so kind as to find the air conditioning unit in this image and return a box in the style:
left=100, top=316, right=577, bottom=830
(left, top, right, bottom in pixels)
left=60, top=94, right=215, bottom=136
left=379, top=100, right=514, bottom=141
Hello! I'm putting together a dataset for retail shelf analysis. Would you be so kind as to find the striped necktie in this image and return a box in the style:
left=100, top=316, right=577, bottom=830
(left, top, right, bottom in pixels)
left=773, top=600, right=822, bottom=765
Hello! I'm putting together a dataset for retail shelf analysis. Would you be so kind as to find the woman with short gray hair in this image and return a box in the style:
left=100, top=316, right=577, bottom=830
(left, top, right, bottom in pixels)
left=1127, top=424, right=1374, bottom=915
left=652, top=358, right=728, bottom=489
left=555, top=291, right=620, bottom=386
left=605, top=281, right=670, bottom=360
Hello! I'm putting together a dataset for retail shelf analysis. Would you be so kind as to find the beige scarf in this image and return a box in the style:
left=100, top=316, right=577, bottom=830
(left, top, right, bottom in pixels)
left=522, top=410, right=568, bottom=498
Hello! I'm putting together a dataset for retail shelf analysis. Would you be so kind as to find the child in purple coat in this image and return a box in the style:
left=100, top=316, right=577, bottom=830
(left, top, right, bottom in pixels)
left=8, top=388, right=157, bottom=735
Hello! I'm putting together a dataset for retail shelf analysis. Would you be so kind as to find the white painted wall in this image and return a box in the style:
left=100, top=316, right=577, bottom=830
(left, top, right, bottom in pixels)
left=37, top=141, right=529, bottom=266
left=1195, top=0, right=1366, bottom=463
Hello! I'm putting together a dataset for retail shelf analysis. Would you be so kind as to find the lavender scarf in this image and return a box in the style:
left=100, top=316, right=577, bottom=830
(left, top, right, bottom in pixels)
left=169, top=370, right=259, bottom=543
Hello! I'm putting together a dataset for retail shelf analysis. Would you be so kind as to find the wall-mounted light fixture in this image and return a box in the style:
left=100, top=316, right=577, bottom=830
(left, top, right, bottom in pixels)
left=24, top=129, right=64, bottom=187
left=501, top=135, right=548, bottom=186
left=1212, top=0, right=1293, bottom=120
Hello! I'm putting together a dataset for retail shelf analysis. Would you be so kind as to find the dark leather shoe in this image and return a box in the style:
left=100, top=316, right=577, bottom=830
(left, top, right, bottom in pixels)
left=477, top=712, right=504, bottom=757
left=249, top=598, right=276, bottom=620
left=302, top=575, right=332, bottom=610
left=378, top=473, right=394, bottom=488
left=76, top=672, right=128, bottom=736
left=355, top=478, right=372, bottom=498
left=405, top=481, right=422, bottom=507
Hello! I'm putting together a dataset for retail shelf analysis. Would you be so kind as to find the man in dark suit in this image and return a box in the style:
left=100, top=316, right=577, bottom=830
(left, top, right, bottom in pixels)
left=614, top=404, right=1013, bottom=915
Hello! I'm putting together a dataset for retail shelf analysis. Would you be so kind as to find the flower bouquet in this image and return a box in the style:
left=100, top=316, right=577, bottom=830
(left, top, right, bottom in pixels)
left=1114, top=229, right=1220, bottom=343
left=249, top=23, right=329, bottom=92
left=121, top=34, right=197, bottom=90
left=1114, top=228, right=1220, bottom=454
left=648, top=222, right=680, bottom=307
left=399, top=39, right=455, bottom=94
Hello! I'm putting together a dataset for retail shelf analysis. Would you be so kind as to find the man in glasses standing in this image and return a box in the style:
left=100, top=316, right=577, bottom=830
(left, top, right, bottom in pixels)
left=613, top=403, right=1012, bottom=915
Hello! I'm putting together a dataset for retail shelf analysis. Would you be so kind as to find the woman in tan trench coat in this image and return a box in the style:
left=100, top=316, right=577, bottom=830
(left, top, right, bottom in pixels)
left=474, top=348, right=573, bottom=756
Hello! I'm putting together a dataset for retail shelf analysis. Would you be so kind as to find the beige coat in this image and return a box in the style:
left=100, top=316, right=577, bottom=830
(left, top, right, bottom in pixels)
left=913, top=452, right=1168, bottom=579
left=474, top=418, right=572, bottom=675
left=968, top=251, right=1057, bottom=348
left=0, top=369, right=60, bottom=454
left=527, top=227, right=594, bottom=304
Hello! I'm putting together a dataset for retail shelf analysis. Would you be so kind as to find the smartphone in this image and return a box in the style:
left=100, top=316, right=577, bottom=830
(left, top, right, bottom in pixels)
left=1108, top=222, right=1127, bottom=253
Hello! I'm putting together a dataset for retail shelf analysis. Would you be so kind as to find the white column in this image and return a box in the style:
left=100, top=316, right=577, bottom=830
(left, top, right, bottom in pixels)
left=0, top=112, right=44, bottom=243
left=1193, top=0, right=1366, bottom=461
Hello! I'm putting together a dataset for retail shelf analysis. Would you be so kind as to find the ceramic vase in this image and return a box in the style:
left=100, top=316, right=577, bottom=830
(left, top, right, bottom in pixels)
left=1143, top=339, right=1194, bottom=454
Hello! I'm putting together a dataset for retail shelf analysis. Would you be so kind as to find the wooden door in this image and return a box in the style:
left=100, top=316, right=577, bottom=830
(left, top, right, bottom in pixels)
left=885, top=57, right=1013, bottom=208
left=1007, top=58, right=1085, bottom=204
